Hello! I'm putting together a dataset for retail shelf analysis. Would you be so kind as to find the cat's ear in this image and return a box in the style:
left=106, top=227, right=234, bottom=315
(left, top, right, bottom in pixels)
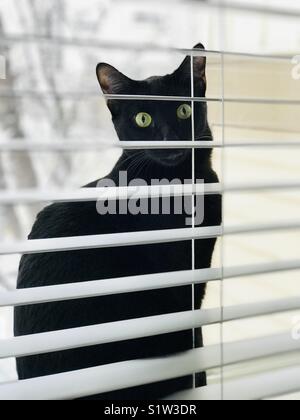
left=96, top=63, right=132, bottom=94
left=175, top=43, right=207, bottom=92
left=191, top=43, right=207, bottom=82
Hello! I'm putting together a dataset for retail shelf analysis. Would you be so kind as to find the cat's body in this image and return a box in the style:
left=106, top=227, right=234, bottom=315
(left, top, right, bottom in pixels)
left=14, top=44, right=222, bottom=400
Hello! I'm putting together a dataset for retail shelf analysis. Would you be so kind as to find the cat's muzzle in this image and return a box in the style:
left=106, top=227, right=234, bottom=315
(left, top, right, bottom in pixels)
left=147, top=149, right=189, bottom=167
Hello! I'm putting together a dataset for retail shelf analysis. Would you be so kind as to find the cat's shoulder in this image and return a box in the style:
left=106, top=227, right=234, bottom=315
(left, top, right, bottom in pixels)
left=29, top=177, right=105, bottom=240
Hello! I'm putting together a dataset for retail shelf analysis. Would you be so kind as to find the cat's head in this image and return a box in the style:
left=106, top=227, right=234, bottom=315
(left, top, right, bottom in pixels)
left=96, top=43, right=209, bottom=167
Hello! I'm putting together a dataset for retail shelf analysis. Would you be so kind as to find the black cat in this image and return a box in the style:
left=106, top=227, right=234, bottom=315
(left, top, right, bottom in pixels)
left=14, top=43, right=222, bottom=400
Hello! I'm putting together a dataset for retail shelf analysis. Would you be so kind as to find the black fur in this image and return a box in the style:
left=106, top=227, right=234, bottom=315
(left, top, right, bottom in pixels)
left=14, top=44, right=222, bottom=400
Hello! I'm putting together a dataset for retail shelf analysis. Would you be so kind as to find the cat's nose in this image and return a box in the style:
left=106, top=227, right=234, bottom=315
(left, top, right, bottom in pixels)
left=163, top=136, right=180, bottom=142
left=161, top=129, right=178, bottom=141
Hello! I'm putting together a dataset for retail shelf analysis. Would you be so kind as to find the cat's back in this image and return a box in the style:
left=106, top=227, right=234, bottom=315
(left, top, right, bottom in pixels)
left=15, top=177, right=195, bottom=331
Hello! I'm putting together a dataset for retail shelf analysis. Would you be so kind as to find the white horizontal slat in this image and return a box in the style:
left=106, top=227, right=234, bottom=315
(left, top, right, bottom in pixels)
left=225, top=220, right=300, bottom=235
left=224, top=259, right=300, bottom=280
left=1, top=332, right=299, bottom=400
left=0, top=34, right=295, bottom=60
left=2, top=221, right=300, bottom=255
left=105, top=94, right=300, bottom=106
left=1, top=181, right=300, bottom=204
left=0, top=183, right=220, bottom=205
left=0, top=268, right=221, bottom=307
left=1, top=90, right=300, bottom=105
left=120, top=0, right=300, bottom=20
left=220, top=332, right=300, bottom=368
left=212, top=0, right=300, bottom=19
left=0, top=91, right=221, bottom=102
left=171, top=366, right=300, bottom=401
left=1, top=260, right=300, bottom=308
left=0, top=34, right=184, bottom=53
left=0, top=309, right=216, bottom=359
left=222, top=297, right=300, bottom=323
left=1, top=140, right=300, bottom=152
left=107, top=94, right=300, bottom=106
left=0, top=140, right=219, bottom=151
left=2, top=297, right=300, bottom=359
left=0, top=140, right=294, bottom=151
left=0, top=226, right=222, bottom=256
left=0, top=348, right=214, bottom=400
left=226, top=181, right=300, bottom=193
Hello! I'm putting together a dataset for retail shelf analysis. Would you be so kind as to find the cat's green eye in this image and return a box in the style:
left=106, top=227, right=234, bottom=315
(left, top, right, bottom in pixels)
left=177, top=104, right=192, bottom=120
left=135, top=112, right=152, bottom=128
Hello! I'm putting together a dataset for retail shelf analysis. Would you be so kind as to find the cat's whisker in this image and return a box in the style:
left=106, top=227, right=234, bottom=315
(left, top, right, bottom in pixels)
left=143, top=157, right=154, bottom=179
left=126, top=152, right=147, bottom=177
left=122, top=151, right=145, bottom=169
left=118, top=151, right=145, bottom=168
left=135, top=156, right=149, bottom=179
left=134, top=156, right=148, bottom=178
